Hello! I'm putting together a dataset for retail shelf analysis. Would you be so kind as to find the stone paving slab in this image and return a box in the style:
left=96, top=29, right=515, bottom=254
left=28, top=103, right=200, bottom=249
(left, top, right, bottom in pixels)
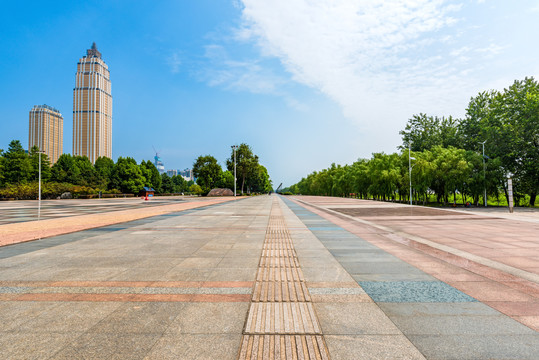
left=284, top=196, right=539, bottom=359
left=0, top=196, right=239, bottom=246
left=2, top=194, right=538, bottom=359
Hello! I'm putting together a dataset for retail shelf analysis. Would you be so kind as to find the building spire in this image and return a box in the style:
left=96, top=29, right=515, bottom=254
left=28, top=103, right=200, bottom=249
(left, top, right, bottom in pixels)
left=86, top=42, right=101, bottom=59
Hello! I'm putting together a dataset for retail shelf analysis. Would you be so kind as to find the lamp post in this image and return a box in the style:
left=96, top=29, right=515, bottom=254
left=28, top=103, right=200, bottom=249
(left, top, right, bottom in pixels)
left=409, top=145, right=416, bottom=206
left=38, top=149, right=45, bottom=221
left=231, top=145, right=238, bottom=197
left=480, top=140, right=487, bottom=207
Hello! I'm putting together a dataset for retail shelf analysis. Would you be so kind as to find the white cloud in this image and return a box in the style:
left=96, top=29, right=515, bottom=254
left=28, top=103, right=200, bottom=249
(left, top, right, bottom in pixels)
left=167, top=53, right=181, bottom=73
left=201, top=44, right=285, bottom=94
left=236, top=0, right=478, bottom=132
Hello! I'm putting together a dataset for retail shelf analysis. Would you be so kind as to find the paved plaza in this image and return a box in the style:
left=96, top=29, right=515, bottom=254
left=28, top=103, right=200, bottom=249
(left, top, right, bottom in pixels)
left=0, top=195, right=538, bottom=359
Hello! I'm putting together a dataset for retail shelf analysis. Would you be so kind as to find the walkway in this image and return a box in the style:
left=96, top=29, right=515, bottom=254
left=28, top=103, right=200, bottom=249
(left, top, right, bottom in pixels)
left=0, top=195, right=537, bottom=359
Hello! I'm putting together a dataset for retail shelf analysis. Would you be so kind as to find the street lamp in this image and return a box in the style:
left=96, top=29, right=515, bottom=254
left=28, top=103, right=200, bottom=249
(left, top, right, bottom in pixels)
left=409, top=145, right=416, bottom=206
left=231, top=145, right=238, bottom=197
left=38, top=149, right=45, bottom=221
left=480, top=140, right=487, bottom=207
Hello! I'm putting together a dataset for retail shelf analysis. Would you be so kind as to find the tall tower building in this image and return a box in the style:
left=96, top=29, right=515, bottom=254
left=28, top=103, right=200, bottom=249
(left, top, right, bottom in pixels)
left=28, top=105, right=63, bottom=164
left=73, top=42, right=112, bottom=163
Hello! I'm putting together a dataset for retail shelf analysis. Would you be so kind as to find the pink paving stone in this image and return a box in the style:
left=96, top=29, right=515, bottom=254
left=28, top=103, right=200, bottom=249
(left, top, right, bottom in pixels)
left=448, top=281, right=537, bottom=302
left=0, top=197, right=239, bottom=247
left=513, top=316, right=539, bottom=332
left=484, top=301, right=539, bottom=316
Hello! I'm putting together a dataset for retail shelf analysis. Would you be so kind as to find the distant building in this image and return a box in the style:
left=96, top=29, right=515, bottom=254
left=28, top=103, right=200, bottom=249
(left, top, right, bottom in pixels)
left=28, top=104, right=63, bottom=164
left=179, top=168, right=194, bottom=182
left=167, top=169, right=177, bottom=177
left=154, top=155, right=165, bottom=174
left=73, top=42, right=112, bottom=163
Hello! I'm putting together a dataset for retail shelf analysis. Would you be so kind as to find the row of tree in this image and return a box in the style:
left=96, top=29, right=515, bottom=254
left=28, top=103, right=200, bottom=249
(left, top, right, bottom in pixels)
left=286, top=77, right=539, bottom=207
left=0, top=140, right=195, bottom=198
left=0, top=140, right=272, bottom=198
left=192, top=143, right=272, bottom=195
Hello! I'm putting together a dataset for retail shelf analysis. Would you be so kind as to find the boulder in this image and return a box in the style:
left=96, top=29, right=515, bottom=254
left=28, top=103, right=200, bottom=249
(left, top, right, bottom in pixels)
left=207, top=188, right=234, bottom=197
left=60, top=192, right=72, bottom=199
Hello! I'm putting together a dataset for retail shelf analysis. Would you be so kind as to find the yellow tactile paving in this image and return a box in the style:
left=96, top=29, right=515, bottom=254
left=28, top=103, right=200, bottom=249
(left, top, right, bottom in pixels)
left=244, top=302, right=321, bottom=334
left=238, top=335, right=330, bottom=360
left=256, top=266, right=305, bottom=282
left=252, top=281, right=311, bottom=302
left=238, top=199, right=330, bottom=359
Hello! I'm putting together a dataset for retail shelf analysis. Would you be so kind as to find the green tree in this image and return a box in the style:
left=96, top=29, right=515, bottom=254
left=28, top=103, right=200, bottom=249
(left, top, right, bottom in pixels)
left=51, top=154, right=81, bottom=184
left=217, top=170, right=235, bottom=191
left=226, top=143, right=259, bottom=194
left=247, top=165, right=272, bottom=193
left=400, top=113, right=460, bottom=151
left=3, top=140, right=32, bottom=184
left=140, top=160, right=162, bottom=191
left=0, top=148, right=5, bottom=186
left=172, top=175, right=187, bottom=193
left=28, top=145, right=51, bottom=183
left=94, top=156, right=115, bottom=189
left=111, top=157, right=144, bottom=194
left=193, top=155, right=223, bottom=195
left=160, top=173, right=174, bottom=193
left=74, top=156, right=97, bottom=186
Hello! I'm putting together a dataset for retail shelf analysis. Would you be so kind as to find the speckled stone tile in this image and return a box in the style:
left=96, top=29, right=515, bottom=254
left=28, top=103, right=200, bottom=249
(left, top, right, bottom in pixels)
left=144, top=334, right=241, bottom=360
left=359, top=281, right=477, bottom=303
left=408, top=334, right=539, bottom=360
left=324, top=335, right=426, bottom=360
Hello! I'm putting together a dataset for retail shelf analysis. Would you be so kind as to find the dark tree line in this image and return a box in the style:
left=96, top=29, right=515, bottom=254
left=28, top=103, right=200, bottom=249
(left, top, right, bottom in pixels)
left=0, top=140, right=194, bottom=198
left=287, top=77, right=539, bottom=207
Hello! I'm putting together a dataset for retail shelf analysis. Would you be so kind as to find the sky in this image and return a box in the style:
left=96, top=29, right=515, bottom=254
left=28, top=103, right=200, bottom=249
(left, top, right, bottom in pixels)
left=1, top=0, right=538, bottom=187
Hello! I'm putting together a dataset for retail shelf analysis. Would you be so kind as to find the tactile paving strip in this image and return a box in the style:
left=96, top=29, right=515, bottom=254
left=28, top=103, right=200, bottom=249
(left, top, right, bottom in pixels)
left=238, top=335, right=329, bottom=360
left=238, top=199, right=330, bottom=359
left=252, top=281, right=311, bottom=302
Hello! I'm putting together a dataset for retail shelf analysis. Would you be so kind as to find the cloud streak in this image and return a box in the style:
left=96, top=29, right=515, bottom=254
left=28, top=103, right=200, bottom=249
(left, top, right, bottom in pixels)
left=236, top=0, right=481, bottom=129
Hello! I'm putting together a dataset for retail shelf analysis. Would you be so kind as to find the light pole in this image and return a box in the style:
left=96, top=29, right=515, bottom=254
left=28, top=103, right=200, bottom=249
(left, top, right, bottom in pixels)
left=409, top=145, right=416, bottom=206
left=38, top=149, right=45, bottom=221
left=483, top=142, right=487, bottom=207
left=231, top=145, right=238, bottom=197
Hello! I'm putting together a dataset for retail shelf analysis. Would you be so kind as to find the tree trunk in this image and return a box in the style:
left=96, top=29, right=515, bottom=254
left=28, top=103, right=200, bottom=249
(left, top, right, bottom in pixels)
left=529, top=192, right=536, bottom=207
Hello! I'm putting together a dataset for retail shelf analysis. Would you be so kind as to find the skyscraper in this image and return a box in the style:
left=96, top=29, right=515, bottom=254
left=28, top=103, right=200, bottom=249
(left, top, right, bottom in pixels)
left=73, top=42, right=112, bottom=163
left=28, top=105, right=63, bottom=164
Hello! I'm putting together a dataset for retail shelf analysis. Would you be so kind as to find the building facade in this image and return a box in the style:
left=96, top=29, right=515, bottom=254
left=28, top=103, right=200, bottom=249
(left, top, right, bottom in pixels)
left=154, top=155, right=165, bottom=174
left=28, top=104, right=63, bottom=164
left=73, top=42, right=112, bottom=163
left=179, top=168, right=194, bottom=181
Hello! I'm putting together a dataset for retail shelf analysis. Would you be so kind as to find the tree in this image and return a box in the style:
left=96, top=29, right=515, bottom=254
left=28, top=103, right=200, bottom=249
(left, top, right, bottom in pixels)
left=217, top=170, right=235, bottom=191
left=193, top=155, right=223, bottom=195
left=111, top=157, right=144, bottom=194
left=94, top=156, right=115, bottom=189
left=73, top=156, right=97, bottom=186
left=160, top=173, right=174, bottom=193
left=400, top=113, right=460, bottom=151
left=172, top=175, right=187, bottom=193
left=247, top=165, right=272, bottom=193
left=226, top=143, right=259, bottom=194
left=28, top=145, right=51, bottom=183
left=462, top=77, right=539, bottom=206
left=51, top=154, right=81, bottom=184
left=3, top=140, right=31, bottom=184
left=140, top=160, right=162, bottom=191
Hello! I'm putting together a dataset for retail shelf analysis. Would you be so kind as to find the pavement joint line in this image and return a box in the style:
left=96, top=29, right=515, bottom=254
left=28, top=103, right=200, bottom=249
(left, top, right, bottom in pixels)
left=295, top=198, right=539, bottom=286
left=238, top=198, right=331, bottom=359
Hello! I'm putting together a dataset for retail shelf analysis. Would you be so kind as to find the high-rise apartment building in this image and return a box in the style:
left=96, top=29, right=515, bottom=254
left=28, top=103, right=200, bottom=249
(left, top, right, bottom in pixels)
left=28, top=104, right=63, bottom=164
left=73, top=42, right=112, bottom=163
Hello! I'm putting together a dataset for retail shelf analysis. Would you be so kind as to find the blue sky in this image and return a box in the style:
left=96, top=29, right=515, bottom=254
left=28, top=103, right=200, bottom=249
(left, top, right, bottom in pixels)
left=1, top=1, right=538, bottom=187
